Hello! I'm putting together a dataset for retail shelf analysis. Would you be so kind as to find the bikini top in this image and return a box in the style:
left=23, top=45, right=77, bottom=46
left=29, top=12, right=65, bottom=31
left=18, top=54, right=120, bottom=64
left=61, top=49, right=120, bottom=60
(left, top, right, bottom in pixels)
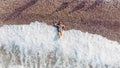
left=57, top=25, right=62, bottom=29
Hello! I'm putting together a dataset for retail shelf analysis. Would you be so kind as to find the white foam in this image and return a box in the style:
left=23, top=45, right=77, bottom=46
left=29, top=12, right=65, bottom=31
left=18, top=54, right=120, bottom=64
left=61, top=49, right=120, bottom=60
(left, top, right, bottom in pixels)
left=0, top=21, right=120, bottom=68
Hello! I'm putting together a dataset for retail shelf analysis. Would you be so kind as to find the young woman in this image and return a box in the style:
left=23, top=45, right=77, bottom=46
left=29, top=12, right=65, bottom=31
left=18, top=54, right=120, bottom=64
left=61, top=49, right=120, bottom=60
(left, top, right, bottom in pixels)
left=54, top=21, right=65, bottom=38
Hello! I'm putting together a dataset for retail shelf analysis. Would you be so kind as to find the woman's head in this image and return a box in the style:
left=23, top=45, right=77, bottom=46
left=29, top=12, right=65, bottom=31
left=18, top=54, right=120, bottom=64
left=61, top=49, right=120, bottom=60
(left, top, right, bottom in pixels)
left=58, top=21, right=63, bottom=25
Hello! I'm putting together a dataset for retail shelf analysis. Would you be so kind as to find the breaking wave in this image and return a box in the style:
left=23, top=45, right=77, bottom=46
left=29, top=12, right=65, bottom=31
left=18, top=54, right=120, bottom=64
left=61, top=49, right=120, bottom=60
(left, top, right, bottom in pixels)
left=0, top=21, right=120, bottom=68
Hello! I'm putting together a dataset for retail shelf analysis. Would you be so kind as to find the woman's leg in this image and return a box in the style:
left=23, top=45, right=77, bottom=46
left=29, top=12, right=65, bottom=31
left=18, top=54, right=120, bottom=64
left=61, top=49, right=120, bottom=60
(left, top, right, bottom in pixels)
left=58, top=32, right=62, bottom=38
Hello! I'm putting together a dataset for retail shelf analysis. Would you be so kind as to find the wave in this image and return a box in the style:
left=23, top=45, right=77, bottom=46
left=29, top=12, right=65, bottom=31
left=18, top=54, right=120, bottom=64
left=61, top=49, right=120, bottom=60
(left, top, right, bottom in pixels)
left=0, top=21, right=120, bottom=68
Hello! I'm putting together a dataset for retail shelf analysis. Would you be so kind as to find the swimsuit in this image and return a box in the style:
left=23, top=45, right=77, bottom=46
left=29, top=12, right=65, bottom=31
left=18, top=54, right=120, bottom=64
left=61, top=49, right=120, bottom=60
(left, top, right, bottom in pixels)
left=57, top=25, right=62, bottom=32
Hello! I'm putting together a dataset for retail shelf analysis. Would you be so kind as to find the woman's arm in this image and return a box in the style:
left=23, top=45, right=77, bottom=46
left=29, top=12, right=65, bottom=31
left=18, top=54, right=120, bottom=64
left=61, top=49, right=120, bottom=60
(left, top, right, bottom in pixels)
left=53, top=22, right=58, bottom=26
left=62, top=25, right=65, bottom=30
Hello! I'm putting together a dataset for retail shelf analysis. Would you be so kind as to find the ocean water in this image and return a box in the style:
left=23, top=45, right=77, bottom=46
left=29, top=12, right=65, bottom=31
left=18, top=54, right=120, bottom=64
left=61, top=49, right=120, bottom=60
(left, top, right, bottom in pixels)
left=0, top=21, right=120, bottom=68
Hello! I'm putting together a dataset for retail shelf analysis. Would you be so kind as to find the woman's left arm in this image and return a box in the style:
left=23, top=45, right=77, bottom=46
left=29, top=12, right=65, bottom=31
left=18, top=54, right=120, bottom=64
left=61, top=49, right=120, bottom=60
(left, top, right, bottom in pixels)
left=62, top=25, right=65, bottom=30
